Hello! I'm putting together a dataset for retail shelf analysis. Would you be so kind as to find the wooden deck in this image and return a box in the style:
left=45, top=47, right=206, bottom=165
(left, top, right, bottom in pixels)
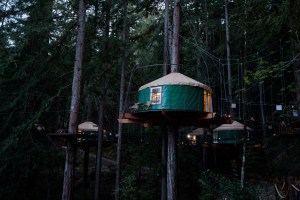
left=119, top=110, right=231, bottom=128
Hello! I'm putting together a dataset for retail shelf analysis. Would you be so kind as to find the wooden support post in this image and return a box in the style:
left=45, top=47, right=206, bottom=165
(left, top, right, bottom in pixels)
left=95, top=97, right=105, bottom=200
left=202, top=143, right=208, bottom=170
left=83, top=145, right=89, bottom=187
left=211, top=144, right=217, bottom=171
left=161, top=125, right=167, bottom=200
left=167, top=125, right=177, bottom=200
left=62, top=138, right=76, bottom=200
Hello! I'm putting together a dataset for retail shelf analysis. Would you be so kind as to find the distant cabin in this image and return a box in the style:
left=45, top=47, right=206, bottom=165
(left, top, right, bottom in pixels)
left=133, top=72, right=213, bottom=113
left=213, top=121, right=253, bottom=144
left=77, top=121, right=98, bottom=142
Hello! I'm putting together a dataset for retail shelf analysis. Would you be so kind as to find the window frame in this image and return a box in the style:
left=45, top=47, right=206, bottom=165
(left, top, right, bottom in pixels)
left=150, top=86, right=162, bottom=105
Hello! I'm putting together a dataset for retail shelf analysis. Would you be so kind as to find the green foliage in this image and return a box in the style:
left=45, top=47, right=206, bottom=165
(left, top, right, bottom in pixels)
left=177, top=145, right=203, bottom=200
left=117, top=126, right=160, bottom=200
left=198, top=170, right=260, bottom=200
left=265, top=137, right=300, bottom=177
left=1, top=0, right=300, bottom=198
left=0, top=129, right=64, bottom=200
left=119, top=174, right=138, bottom=200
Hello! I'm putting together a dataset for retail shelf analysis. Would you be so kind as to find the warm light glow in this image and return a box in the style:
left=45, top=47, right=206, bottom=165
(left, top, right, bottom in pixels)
left=192, top=135, right=196, bottom=141
left=150, top=87, right=162, bottom=104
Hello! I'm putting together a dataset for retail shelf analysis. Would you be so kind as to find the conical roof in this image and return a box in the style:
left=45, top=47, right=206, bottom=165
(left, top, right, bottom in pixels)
left=139, top=72, right=212, bottom=91
left=78, top=121, right=98, bottom=131
left=191, top=128, right=204, bottom=135
left=213, top=121, right=252, bottom=132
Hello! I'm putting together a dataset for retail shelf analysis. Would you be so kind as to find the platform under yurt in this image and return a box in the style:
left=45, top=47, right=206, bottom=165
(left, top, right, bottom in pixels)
left=122, top=72, right=230, bottom=127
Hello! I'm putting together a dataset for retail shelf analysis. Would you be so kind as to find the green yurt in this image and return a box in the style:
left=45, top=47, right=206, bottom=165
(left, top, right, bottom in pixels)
left=78, top=121, right=98, bottom=142
left=136, top=72, right=213, bottom=113
left=213, top=121, right=252, bottom=144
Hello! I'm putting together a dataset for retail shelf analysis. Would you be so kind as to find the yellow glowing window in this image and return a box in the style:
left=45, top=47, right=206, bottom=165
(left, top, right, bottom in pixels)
left=150, top=87, right=162, bottom=104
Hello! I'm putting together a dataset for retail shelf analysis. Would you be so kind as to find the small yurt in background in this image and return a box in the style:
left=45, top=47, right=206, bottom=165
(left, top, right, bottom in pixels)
left=136, top=72, right=212, bottom=113
left=213, top=121, right=252, bottom=144
left=78, top=121, right=98, bottom=142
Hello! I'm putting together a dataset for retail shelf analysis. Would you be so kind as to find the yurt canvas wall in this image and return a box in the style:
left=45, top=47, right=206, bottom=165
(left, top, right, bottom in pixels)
left=137, top=72, right=212, bottom=113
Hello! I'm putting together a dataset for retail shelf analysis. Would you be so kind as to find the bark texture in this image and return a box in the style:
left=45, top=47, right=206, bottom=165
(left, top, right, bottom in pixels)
left=62, top=0, right=86, bottom=199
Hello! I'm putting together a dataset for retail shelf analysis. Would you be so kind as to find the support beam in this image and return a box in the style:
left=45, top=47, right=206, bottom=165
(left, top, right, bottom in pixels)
left=167, top=125, right=177, bottom=200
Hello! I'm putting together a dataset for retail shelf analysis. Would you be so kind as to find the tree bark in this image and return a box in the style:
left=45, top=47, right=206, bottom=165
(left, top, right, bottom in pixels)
left=62, top=0, right=86, bottom=199
left=86, top=84, right=93, bottom=122
left=202, top=143, right=208, bottom=170
left=167, top=2, right=181, bottom=199
left=115, top=1, right=128, bottom=200
left=161, top=1, right=169, bottom=200
left=94, top=2, right=111, bottom=198
left=95, top=97, right=105, bottom=200
left=171, top=0, right=180, bottom=72
left=241, top=1, right=247, bottom=187
left=288, top=0, right=300, bottom=117
left=163, top=0, right=169, bottom=76
left=225, top=0, right=232, bottom=116
left=259, top=78, right=266, bottom=144
left=167, top=125, right=177, bottom=200
left=83, top=145, right=89, bottom=187
left=161, top=125, right=167, bottom=200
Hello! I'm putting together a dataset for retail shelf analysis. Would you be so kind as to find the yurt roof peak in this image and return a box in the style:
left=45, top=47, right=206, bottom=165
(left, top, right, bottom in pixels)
left=78, top=121, right=98, bottom=131
left=139, top=72, right=212, bottom=92
left=213, top=121, right=252, bottom=132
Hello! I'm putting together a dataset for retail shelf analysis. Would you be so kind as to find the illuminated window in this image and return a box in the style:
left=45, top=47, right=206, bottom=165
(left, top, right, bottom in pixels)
left=150, top=86, right=162, bottom=104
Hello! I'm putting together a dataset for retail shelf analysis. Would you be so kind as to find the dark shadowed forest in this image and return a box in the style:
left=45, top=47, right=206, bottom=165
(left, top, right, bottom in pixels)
left=0, top=0, right=300, bottom=199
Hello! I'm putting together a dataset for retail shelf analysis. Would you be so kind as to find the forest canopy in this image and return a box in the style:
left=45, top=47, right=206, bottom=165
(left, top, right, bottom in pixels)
left=0, top=0, right=300, bottom=199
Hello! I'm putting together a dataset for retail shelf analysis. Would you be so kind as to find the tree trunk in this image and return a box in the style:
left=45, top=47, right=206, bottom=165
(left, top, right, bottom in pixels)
left=167, top=125, right=177, bottom=200
left=161, top=125, right=167, bottom=200
left=241, top=1, right=247, bottom=187
left=167, top=2, right=180, bottom=200
left=115, top=1, right=128, bottom=200
left=259, top=78, right=266, bottom=144
left=225, top=0, right=232, bottom=116
left=86, top=84, right=93, bottom=121
left=62, top=0, right=86, bottom=199
left=171, top=0, right=180, bottom=72
left=195, top=0, right=202, bottom=81
left=83, top=145, right=89, bottom=187
left=162, top=1, right=169, bottom=200
left=163, top=0, right=169, bottom=76
left=288, top=0, right=300, bottom=117
left=202, top=143, right=208, bottom=170
left=95, top=97, right=105, bottom=200
left=94, top=1, right=111, bottom=197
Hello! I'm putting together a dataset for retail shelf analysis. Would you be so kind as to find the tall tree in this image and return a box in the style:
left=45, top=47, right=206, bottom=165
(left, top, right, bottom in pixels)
left=162, top=1, right=169, bottom=199
left=171, top=0, right=180, bottom=73
left=62, top=0, right=86, bottom=199
left=224, top=0, right=232, bottom=116
left=288, top=0, right=300, bottom=117
left=168, top=1, right=180, bottom=200
left=95, top=0, right=112, bottom=199
left=115, top=1, right=128, bottom=200
left=163, top=0, right=170, bottom=76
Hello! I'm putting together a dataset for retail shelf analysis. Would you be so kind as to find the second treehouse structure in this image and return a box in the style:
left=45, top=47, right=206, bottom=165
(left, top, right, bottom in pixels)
left=213, top=120, right=253, bottom=144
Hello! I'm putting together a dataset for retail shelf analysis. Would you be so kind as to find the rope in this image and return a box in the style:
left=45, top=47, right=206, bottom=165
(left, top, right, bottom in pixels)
left=274, top=183, right=289, bottom=199
left=292, top=184, right=300, bottom=192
